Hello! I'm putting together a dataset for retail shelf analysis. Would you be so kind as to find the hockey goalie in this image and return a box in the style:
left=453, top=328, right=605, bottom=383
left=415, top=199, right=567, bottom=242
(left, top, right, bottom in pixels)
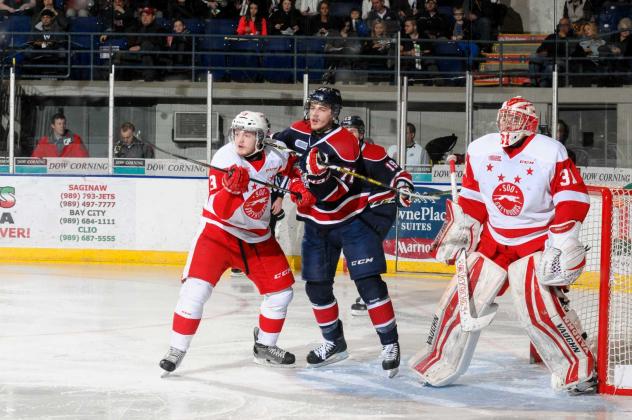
left=409, top=97, right=597, bottom=394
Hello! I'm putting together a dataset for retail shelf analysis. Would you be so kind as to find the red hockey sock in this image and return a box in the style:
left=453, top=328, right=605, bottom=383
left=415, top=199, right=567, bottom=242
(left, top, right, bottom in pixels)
left=367, top=298, right=396, bottom=330
left=312, top=300, right=339, bottom=327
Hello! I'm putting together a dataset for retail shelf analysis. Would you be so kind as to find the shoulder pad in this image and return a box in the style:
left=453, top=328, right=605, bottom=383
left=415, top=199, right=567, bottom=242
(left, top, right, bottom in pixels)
left=325, top=129, right=360, bottom=162
left=362, top=143, right=388, bottom=162
left=291, top=120, right=311, bottom=134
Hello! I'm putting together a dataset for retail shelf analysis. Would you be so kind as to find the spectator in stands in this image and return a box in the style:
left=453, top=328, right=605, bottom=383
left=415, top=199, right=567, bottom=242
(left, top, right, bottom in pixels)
left=607, top=17, right=632, bottom=84
left=529, top=17, right=574, bottom=87
left=392, top=0, right=419, bottom=21
left=25, top=8, right=67, bottom=75
left=269, top=0, right=301, bottom=35
left=572, top=21, right=606, bottom=86
left=450, top=6, right=470, bottom=41
left=298, top=0, right=319, bottom=18
left=127, top=7, right=167, bottom=81
left=556, top=119, right=577, bottom=165
left=31, top=0, right=66, bottom=30
left=66, top=0, right=92, bottom=17
left=400, top=17, right=430, bottom=74
left=387, top=122, right=429, bottom=165
left=98, top=0, right=135, bottom=42
left=114, top=122, right=154, bottom=158
left=236, top=1, right=267, bottom=35
left=563, top=0, right=593, bottom=26
left=308, top=1, right=339, bottom=36
left=165, top=18, right=192, bottom=79
left=361, top=0, right=389, bottom=20
left=367, top=0, right=398, bottom=31
left=363, top=18, right=393, bottom=82
left=167, top=0, right=205, bottom=20
left=205, top=0, right=227, bottom=18
left=417, top=0, right=450, bottom=39
left=0, top=0, right=35, bottom=16
left=342, top=7, right=369, bottom=37
left=32, top=113, right=89, bottom=158
left=462, top=0, right=495, bottom=46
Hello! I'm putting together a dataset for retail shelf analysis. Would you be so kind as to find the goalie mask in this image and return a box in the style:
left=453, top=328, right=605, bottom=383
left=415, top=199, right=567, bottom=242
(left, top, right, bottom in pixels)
left=496, top=96, right=539, bottom=147
left=230, top=111, right=270, bottom=156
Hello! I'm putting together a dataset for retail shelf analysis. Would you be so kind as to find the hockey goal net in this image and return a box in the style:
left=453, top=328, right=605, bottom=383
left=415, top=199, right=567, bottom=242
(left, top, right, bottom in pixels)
left=566, top=186, right=632, bottom=395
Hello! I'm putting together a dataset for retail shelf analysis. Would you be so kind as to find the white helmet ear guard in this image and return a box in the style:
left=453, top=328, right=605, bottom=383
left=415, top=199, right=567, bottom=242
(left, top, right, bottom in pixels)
left=230, top=111, right=271, bottom=155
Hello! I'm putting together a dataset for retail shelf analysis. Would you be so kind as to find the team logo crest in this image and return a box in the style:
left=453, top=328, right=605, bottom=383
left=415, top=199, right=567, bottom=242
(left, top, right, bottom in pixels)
left=492, top=182, right=524, bottom=216
left=0, top=186, right=16, bottom=208
left=243, top=187, right=270, bottom=220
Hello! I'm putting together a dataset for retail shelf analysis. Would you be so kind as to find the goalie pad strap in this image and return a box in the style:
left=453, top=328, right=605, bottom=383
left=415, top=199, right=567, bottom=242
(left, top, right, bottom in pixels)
left=508, top=253, right=595, bottom=390
left=409, top=253, right=506, bottom=386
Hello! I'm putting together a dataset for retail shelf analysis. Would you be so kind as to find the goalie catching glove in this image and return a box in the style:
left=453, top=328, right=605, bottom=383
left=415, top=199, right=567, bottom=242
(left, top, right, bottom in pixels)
left=536, top=221, right=587, bottom=286
left=430, top=199, right=481, bottom=264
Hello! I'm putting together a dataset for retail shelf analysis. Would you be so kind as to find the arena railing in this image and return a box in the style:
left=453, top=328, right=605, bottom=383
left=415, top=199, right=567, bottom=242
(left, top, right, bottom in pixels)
left=1, top=30, right=631, bottom=86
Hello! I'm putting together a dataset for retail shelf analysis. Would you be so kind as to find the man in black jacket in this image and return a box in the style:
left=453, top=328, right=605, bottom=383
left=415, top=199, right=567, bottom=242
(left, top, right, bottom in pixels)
left=114, top=122, right=155, bottom=159
left=127, top=7, right=166, bottom=81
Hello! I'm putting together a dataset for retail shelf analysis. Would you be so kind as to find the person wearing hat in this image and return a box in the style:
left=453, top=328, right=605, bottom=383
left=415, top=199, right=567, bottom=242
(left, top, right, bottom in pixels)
left=30, top=0, right=67, bottom=30
left=127, top=7, right=166, bottom=81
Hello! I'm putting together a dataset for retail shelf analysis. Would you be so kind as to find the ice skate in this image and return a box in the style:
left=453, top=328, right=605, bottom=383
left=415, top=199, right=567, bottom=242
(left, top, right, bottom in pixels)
left=306, top=332, right=348, bottom=368
left=252, top=327, right=296, bottom=368
left=564, top=374, right=598, bottom=396
left=381, top=342, right=400, bottom=378
left=350, top=297, right=368, bottom=316
left=160, top=346, right=186, bottom=376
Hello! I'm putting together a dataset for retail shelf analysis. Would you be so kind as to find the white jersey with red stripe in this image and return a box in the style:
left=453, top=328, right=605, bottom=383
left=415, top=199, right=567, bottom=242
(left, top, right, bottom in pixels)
left=459, top=133, right=590, bottom=246
left=202, top=142, right=289, bottom=243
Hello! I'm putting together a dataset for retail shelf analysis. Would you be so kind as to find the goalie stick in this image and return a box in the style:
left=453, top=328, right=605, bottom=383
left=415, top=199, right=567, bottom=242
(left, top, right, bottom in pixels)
left=262, top=139, right=442, bottom=203
left=447, top=155, right=498, bottom=332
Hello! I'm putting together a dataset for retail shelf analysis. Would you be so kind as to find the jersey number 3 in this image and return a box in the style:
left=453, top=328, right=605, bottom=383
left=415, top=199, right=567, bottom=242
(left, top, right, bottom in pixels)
left=559, top=168, right=578, bottom=186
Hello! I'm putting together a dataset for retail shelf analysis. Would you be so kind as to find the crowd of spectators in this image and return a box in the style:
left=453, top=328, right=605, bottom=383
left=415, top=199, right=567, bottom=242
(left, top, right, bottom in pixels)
left=2, top=0, right=632, bottom=84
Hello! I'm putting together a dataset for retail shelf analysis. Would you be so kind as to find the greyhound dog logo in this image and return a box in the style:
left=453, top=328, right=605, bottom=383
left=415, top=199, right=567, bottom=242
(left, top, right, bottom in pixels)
left=243, top=187, right=270, bottom=220
left=492, top=182, right=524, bottom=216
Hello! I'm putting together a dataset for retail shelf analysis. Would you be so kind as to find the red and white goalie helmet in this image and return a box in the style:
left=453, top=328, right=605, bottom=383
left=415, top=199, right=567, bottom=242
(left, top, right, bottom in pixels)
left=496, top=96, right=539, bottom=147
left=230, top=110, right=271, bottom=154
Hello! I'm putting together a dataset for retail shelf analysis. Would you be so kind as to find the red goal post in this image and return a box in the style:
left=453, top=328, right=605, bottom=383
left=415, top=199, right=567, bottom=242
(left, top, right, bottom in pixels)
left=565, top=186, right=632, bottom=395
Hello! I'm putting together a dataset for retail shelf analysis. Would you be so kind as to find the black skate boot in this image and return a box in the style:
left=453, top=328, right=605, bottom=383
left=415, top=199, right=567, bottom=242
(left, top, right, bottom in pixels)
left=160, top=346, right=186, bottom=375
left=381, top=342, right=400, bottom=378
left=307, top=322, right=348, bottom=367
left=253, top=327, right=296, bottom=368
left=350, top=297, right=368, bottom=316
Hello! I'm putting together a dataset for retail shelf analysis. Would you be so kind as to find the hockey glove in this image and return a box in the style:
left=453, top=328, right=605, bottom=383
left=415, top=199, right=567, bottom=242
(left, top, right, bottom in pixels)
left=536, top=221, right=587, bottom=286
left=430, top=199, right=481, bottom=265
left=222, top=164, right=250, bottom=195
left=289, top=177, right=316, bottom=211
left=396, top=179, right=414, bottom=207
left=305, top=147, right=330, bottom=184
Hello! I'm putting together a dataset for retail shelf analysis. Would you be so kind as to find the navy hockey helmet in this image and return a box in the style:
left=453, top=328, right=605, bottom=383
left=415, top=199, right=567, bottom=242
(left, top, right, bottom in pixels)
left=305, top=87, right=343, bottom=121
left=340, top=115, right=365, bottom=136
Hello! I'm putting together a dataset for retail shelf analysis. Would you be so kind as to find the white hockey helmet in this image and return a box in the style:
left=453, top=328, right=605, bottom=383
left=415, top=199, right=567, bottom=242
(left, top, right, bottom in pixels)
left=496, top=96, right=539, bottom=147
left=230, top=110, right=270, bottom=155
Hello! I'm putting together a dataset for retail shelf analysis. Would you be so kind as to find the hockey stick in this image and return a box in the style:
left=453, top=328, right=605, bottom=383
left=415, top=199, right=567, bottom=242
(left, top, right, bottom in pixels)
left=137, top=140, right=297, bottom=196
left=447, top=155, right=497, bottom=332
left=263, top=139, right=441, bottom=202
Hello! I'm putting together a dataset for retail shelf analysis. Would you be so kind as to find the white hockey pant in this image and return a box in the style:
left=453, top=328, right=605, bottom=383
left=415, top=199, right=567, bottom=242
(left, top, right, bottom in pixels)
left=409, top=252, right=507, bottom=386
left=508, top=252, right=595, bottom=391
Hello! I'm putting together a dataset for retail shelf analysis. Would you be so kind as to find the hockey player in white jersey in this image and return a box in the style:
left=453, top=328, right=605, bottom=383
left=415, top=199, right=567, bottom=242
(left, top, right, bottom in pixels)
left=160, top=111, right=305, bottom=373
left=409, top=97, right=596, bottom=394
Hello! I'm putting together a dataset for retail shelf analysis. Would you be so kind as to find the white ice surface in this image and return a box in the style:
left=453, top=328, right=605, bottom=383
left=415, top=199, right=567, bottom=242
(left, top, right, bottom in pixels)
left=1, top=263, right=632, bottom=419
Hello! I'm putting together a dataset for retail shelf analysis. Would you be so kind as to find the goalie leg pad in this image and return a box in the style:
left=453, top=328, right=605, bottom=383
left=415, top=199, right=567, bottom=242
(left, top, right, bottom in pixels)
left=409, top=253, right=507, bottom=386
left=508, top=253, right=595, bottom=391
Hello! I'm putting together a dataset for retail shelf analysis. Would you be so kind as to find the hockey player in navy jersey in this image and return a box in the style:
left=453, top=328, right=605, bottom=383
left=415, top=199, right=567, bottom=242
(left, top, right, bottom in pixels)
left=285, top=87, right=403, bottom=377
left=340, top=115, right=414, bottom=316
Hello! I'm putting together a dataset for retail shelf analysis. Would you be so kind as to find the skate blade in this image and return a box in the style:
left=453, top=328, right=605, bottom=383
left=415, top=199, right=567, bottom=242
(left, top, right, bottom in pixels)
left=306, top=351, right=349, bottom=368
left=385, top=367, right=399, bottom=378
left=160, top=371, right=173, bottom=378
left=253, top=356, right=296, bottom=368
left=350, top=309, right=368, bottom=317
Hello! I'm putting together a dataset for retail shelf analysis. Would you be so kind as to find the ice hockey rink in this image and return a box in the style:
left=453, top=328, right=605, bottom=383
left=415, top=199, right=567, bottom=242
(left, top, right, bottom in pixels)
left=1, top=263, right=632, bottom=419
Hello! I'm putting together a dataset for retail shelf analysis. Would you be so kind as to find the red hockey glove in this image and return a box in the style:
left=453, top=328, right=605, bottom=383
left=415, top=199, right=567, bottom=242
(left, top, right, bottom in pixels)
left=396, top=180, right=414, bottom=207
left=305, top=147, right=330, bottom=183
left=289, top=177, right=316, bottom=210
left=222, top=164, right=250, bottom=195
